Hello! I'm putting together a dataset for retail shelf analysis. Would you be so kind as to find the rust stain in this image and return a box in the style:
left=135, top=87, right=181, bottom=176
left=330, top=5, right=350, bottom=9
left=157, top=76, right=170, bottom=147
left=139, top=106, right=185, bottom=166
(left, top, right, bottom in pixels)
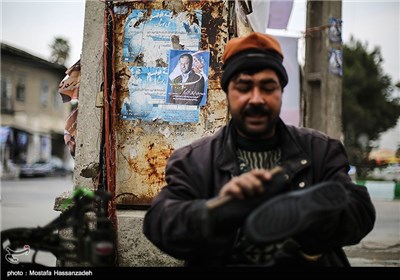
left=200, top=1, right=227, bottom=86
left=116, top=137, right=175, bottom=205
left=144, top=142, right=174, bottom=187
left=115, top=193, right=155, bottom=206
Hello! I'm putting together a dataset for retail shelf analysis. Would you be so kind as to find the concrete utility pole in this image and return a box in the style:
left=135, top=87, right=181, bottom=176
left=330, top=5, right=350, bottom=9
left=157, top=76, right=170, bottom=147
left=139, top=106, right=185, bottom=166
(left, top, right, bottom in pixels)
left=302, top=0, right=343, bottom=140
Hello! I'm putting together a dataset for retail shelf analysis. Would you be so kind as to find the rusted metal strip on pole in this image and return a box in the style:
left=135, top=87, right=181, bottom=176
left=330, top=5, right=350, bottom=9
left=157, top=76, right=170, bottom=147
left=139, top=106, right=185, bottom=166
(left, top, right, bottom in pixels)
left=103, top=2, right=118, bottom=230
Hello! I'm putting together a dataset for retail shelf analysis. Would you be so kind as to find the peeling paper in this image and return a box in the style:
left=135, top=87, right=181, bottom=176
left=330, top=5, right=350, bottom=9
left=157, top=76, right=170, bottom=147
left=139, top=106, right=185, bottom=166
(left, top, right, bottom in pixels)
left=129, top=147, right=137, bottom=159
left=159, top=127, right=171, bottom=138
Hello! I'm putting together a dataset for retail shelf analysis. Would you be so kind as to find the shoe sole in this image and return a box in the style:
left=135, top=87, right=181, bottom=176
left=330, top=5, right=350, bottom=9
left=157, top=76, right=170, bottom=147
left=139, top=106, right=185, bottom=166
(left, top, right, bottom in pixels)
left=244, top=181, right=348, bottom=244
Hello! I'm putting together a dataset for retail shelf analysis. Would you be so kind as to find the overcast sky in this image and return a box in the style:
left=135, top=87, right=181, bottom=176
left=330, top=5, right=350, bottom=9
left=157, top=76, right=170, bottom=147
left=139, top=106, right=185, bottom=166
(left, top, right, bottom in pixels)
left=1, top=0, right=399, bottom=149
left=1, top=0, right=86, bottom=66
left=1, top=0, right=398, bottom=81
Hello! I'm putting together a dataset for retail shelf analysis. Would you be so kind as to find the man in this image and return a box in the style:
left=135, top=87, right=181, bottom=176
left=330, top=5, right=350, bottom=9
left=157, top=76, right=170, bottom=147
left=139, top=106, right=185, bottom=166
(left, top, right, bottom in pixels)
left=168, top=53, right=205, bottom=105
left=143, top=32, right=375, bottom=267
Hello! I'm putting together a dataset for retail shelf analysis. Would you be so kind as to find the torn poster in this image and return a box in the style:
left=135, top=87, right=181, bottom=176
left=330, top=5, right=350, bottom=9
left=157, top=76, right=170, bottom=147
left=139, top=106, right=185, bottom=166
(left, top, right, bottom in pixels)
left=122, top=9, right=202, bottom=65
left=121, top=66, right=201, bottom=123
left=329, top=48, right=343, bottom=76
left=329, top=17, right=342, bottom=43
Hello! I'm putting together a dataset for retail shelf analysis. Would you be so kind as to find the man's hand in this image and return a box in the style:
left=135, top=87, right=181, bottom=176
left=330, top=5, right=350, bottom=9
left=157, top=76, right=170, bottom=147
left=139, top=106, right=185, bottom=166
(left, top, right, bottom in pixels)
left=219, top=169, right=274, bottom=200
left=203, top=167, right=287, bottom=236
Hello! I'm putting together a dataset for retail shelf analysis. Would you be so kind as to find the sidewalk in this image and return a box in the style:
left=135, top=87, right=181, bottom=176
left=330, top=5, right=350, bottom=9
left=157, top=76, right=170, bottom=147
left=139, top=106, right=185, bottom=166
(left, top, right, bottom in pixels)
left=344, top=199, right=400, bottom=267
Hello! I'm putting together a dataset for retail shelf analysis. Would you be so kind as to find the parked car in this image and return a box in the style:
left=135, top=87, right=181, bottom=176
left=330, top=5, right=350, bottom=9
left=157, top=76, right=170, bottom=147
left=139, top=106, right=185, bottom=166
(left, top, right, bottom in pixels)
left=19, top=157, right=72, bottom=178
left=371, top=164, right=400, bottom=182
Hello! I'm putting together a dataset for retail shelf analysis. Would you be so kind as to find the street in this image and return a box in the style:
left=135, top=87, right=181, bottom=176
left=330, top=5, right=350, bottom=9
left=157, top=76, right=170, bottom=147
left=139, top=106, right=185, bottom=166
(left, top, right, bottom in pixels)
left=1, top=177, right=399, bottom=267
left=1, top=176, right=73, bottom=230
left=1, top=176, right=74, bottom=266
left=344, top=198, right=400, bottom=267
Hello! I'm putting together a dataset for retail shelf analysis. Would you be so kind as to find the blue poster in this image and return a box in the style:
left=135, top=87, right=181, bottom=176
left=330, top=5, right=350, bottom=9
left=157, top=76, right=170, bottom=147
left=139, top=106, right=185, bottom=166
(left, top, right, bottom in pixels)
left=329, top=48, right=343, bottom=76
left=329, top=17, right=342, bottom=43
left=121, top=66, right=201, bottom=123
left=166, top=50, right=210, bottom=107
left=120, top=9, right=206, bottom=123
left=122, top=9, right=202, bottom=65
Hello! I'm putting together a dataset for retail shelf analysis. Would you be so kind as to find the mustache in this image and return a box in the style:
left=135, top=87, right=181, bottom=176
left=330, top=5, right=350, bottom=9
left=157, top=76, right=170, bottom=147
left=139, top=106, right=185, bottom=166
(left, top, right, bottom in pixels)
left=243, top=105, right=270, bottom=116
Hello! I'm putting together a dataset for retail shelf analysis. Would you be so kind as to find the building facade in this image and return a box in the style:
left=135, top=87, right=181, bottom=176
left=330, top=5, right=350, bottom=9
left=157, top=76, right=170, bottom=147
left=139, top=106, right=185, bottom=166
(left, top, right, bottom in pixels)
left=1, top=43, right=70, bottom=179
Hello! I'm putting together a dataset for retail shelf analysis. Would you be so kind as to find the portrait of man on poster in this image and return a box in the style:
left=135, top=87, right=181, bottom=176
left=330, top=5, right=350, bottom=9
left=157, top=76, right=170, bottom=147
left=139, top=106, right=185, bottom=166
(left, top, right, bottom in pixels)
left=167, top=51, right=209, bottom=106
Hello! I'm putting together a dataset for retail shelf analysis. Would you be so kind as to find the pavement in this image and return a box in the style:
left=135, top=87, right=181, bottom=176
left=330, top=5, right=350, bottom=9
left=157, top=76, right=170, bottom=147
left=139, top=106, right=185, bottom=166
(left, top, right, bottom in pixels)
left=344, top=199, right=400, bottom=267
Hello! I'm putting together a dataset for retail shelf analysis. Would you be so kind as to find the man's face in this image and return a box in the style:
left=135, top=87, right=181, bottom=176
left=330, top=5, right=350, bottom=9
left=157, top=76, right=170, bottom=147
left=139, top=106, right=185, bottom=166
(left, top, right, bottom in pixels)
left=179, top=56, right=192, bottom=74
left=227, top=69, right=282, bottom=139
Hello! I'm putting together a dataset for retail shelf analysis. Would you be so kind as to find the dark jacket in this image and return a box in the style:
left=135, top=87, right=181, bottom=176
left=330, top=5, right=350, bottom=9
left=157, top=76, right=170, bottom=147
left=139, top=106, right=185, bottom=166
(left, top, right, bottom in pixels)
left=143, top=119, right=376, bottom=266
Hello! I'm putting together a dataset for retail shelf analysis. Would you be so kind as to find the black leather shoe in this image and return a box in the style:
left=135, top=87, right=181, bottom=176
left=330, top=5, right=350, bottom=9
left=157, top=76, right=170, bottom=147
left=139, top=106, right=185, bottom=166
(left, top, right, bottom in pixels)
left=244, top=181, right=349, bottom=244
